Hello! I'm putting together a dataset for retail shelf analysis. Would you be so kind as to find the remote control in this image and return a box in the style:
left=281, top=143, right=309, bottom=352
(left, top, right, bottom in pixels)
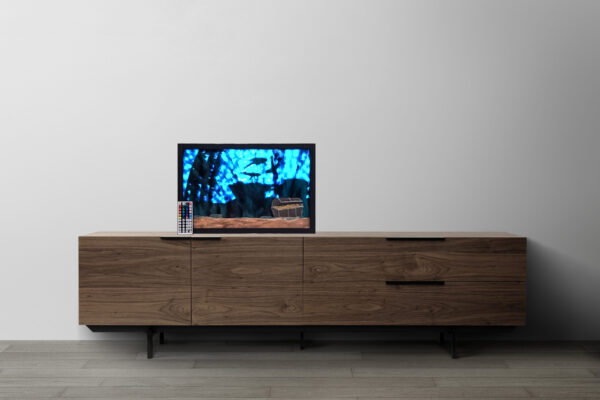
left=177, top=201, right=193, bottom=234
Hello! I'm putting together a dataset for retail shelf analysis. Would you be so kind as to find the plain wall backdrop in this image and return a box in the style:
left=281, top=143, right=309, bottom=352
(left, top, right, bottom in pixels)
left=1, top=0, right=599, bottom=340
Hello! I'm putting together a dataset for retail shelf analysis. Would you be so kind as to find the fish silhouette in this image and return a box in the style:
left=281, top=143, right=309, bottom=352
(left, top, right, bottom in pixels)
left=245, top=157, right=267, bottom=168
left=241, top=172, right=261, bottom=179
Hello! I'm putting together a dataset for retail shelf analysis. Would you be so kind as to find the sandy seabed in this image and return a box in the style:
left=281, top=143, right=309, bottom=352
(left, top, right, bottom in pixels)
left=194, top=217, right=310, bottom=229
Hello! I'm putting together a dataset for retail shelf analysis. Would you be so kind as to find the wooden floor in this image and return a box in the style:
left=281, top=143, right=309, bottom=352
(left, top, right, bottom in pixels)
left=0, top=340, right=599, bottom=399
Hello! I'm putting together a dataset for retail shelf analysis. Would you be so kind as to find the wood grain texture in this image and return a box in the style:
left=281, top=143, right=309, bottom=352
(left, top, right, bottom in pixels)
left=79, top=237, right=190, bottom=288
left=193, top=286, right=302, bottom=325
left=79, top=237, right=191, bottom=326
left=192, top=238, right=303, bottom=325
left=303, top=282, right=526, bottom=326
left=192, top=238, right=302, bottom=285
left=305, top=238, right=526, bottom=283
left=79, top=288, right=191, bottom=326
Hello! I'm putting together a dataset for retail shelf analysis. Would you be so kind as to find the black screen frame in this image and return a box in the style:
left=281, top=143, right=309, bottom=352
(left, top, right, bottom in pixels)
left=178, top=143, right=315, bottom=234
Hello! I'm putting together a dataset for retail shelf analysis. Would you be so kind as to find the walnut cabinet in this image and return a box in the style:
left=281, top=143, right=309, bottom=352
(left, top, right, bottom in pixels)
left=79, top=232, right=526, bottom=327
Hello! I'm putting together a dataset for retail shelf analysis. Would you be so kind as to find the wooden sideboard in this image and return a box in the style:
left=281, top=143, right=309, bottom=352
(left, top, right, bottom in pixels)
left=79, top=232, right=526, bottom=357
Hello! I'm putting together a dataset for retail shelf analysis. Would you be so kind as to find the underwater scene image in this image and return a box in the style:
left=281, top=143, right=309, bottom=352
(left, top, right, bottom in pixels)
left=181, top=147, right=311, bottom=229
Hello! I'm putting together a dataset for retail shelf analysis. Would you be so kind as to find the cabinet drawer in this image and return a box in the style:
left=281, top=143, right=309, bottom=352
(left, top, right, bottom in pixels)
left=303, top=281, right=526, bottom=326
left=305, top=238, right=526, bottom=282
left=193, top=285, right=302, bottom=325
left=79, top=288, right=191, bottom=325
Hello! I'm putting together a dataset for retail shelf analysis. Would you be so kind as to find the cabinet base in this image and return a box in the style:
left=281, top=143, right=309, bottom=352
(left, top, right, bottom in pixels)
left=87, top=325, right=518, bottom=360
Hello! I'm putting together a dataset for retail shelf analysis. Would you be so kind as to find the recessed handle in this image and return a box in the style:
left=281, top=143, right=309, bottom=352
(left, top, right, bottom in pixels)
left=385, top=237, right=445, bottom=241
left=385, top=280, right=445, bottom=285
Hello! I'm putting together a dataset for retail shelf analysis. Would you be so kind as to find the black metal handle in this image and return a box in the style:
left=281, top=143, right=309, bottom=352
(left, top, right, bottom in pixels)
left=385, top=237, right=445, bottom=241
left=385, top=280, right=445, bottom=285
left=160, top=236, right=221, bottom=240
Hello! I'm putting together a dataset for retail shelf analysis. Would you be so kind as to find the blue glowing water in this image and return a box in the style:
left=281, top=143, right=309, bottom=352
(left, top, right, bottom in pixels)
left=182, top=148, right=311, bottom=204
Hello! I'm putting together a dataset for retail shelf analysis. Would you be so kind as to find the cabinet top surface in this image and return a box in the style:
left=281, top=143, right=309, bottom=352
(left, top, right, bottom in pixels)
left=81, top=231, right=524, bottom=238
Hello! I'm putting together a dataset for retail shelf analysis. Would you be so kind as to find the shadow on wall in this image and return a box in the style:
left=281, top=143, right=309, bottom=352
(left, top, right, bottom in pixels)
left=519, top=239, right=600, bottom=340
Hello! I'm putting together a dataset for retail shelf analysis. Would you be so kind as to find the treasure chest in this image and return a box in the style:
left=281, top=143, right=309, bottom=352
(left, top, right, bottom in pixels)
left=271, top=197, right=304, bottom=218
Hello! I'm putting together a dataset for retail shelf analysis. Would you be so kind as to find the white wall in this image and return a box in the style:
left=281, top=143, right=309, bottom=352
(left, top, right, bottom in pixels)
left=1, top=0, right=599, bottom=340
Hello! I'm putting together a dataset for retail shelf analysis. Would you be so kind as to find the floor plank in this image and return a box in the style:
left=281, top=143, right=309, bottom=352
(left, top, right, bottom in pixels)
left=0, top=359, right=87, bottom=369
left=0, top=386, right=65, bottom=398
left=189, top=358, right=511, bottom=369
left=0, top=366, right=352, bottom=378
left=458, top=341, right=588, bottom=353
left=57, top=398, right=348, bottom=400
left=362, top=351, right=600, bottom=361
left=352, top=367, right=595, bottom=378
left=55, top=398, right=337, bottom=400
left=506, top=359, right=600, bottom=368
left=0, top=351, right=137, bottom=361
left=99, top=376, right=434, bottom=388
left=140, top=351, right=362, bottom=360
left=434, top=377, right=600, bottom=387
left=61, top=386, right=270, bottom=398
left=1, top=340, right=145, bottom=353
left=161, top=341, right=296, bottom=352
left=83, top=359, right=195, bottom=369
left=270, top=386, right=531, bottom=398
left=0, top=376, right=103, bottom=387
left=525, top=386, right=600, bottom=397
left=1, top=340, right=292, bottom=353
left=293, top=340, right=447, bottom=353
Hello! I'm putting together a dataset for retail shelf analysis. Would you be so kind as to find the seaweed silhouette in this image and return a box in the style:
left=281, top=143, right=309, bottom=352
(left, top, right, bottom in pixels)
left=185, top=150, right=222, bottom=216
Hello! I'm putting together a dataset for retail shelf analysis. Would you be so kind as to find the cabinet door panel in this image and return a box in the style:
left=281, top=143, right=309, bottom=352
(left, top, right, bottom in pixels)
left=79, top=237, right=190, bottom=288
left=79, top=237, right=191, bottom=325
left=192, top=238, right=302, bottom=325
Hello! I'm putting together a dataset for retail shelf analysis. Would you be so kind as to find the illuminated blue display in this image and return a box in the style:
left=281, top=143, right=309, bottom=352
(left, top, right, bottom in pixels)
left=181, top=149, right=199, bottom=192
left=182, top=148, right=311, bottom=204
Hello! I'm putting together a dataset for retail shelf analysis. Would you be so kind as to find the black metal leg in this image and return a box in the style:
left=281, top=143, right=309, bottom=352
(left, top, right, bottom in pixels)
left=147, top=327, right=155, bottom=359
left=439, top=329, right=457, bottom=359
left=159, top=331, right=165, bottom=345
left=300, top=331, right=305, bottom=350
left=450, top=330, right=457, bottom=359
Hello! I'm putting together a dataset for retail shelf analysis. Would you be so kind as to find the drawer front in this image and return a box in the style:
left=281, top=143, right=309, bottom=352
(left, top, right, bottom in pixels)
left=79, top=288, right=191, bottom=325
left=193, top=286, right=302, bottom=325
left=192, top=238, right=303, bottom=325
left=303, top=281, right=526, bottom=326
left=305, top=238, right=526, bottom=282
left=79, top=237, right=191, bottom=326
